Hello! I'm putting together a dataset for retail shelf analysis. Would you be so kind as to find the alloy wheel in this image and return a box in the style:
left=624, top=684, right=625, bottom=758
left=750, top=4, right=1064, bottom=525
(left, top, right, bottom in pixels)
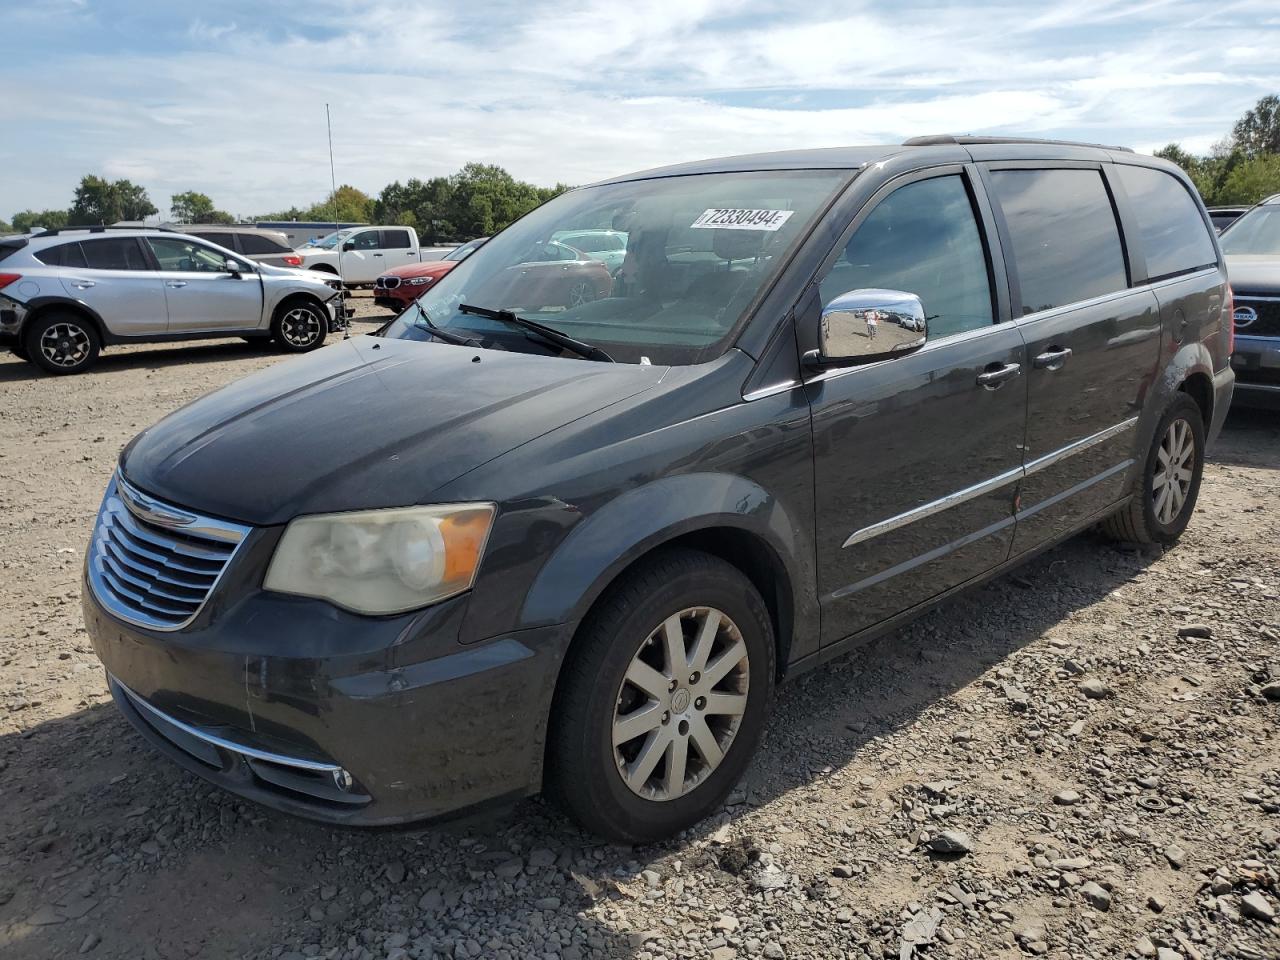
left=567, top=281, right=593, bottom=308
left=39, top=322, right=91, bottom=369
left=280, top=307, right=321, bottom=347
left=611, top=606, right=750, bottom=802
left=1152, top=417, right=1195, bottom=525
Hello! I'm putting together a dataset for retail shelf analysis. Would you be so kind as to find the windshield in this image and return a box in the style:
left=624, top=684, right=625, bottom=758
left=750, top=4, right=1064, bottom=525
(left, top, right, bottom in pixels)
left=1220, top=206, right=1280, bottom=256
left=307, top=230, right=355, bottom=250
left=380, top=170, right=848, bottom=365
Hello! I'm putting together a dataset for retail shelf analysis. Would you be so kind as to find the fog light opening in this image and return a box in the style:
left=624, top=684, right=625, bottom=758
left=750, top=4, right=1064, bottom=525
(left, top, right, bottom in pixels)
left=332, top=768, right=355, bottom=792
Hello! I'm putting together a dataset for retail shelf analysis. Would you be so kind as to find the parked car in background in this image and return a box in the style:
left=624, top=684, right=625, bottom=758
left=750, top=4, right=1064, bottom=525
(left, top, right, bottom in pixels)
left=551, top=229, right=628, bottom=273
left=0, top=227, right=348, bottom=374
left=178, top=225, right=304, bottom=268
left=1220, top=194, right=1280, bottom=407
left=293, top=226, right=453, bottom=285
left=1207, top=206, right=1249, bottom=234
left=83, top=137, right=1232, bottom=842
left=255, top=220, right=365, bottom=249
left=372, top=237, right=488, bottom=313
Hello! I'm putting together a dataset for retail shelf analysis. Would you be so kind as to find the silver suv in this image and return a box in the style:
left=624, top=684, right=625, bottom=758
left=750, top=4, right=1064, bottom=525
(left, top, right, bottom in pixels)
left=0, top=227, right=349, bottom=375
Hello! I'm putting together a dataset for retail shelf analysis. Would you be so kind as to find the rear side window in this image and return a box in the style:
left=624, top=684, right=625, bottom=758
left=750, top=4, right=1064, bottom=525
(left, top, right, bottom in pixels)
left=381, top=229, right=412, bottom=249
left=193, top=232, right=238, bottom=251
left=81, top=237, right=150, bottom=270
left=989, top=168, right=1128, bottom=315
left=34, top=241, right=88, bottom=268
left=1113, top=165, right=1218, bottom=281
left=239, top=233, right=290, bottom=254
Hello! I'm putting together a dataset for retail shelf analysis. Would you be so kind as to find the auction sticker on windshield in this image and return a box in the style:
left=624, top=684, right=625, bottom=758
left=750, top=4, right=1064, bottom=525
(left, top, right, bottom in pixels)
left=691, top=208, right=795, bottom=231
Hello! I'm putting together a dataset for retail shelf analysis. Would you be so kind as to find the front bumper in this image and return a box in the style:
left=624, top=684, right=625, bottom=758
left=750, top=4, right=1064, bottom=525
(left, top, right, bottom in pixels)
left=1231, top=336, right=1280, bottom=408
left=85, top=576, right=569, bottom=826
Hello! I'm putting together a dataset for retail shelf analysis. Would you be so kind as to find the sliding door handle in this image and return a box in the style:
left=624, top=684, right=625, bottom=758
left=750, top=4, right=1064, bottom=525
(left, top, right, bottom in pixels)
left=1033, top=346, right=1072, bottom=370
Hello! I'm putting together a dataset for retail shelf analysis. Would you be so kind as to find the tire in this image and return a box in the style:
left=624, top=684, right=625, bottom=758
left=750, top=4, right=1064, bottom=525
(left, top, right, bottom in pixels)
left=547, top=548, right=775, bottom=843
left=23, top=311, right=101, bottom=375
left=1101, top=393, right=1205, bottom=545
left=270, top=300, right=328, bottom=353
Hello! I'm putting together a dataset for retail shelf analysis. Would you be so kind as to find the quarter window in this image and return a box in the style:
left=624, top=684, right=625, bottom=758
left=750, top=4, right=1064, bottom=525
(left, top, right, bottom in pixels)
left=820, top=175, right=995, bottom=339
left=988, top=168, right=1128, bottom=315
left=81, top=238, right=150, bottom=271
left=1113, top=165, right=1218, bottom=281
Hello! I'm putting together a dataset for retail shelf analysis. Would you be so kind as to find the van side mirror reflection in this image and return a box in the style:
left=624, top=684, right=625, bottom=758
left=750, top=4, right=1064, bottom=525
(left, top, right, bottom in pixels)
left=804, top=288, right=927, bottom=369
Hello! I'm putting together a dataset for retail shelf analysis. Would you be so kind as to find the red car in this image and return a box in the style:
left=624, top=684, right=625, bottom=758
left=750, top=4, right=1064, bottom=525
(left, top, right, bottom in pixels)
left=372, top=238, right=487, bottom=312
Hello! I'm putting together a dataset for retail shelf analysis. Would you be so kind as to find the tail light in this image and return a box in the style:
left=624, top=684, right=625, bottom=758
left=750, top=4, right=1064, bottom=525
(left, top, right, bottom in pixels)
left=1226, top=284, right=1235, bottom=356
left=283, top=255, right=302, bottom=266
left=0, top=273, right=20, bottom=291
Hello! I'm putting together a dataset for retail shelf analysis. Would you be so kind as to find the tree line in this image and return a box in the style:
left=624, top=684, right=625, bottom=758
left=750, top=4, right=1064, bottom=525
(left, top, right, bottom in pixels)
left=2, top=163, right=571, bottom=243
left=1156, top=95, right=1280, bottom=206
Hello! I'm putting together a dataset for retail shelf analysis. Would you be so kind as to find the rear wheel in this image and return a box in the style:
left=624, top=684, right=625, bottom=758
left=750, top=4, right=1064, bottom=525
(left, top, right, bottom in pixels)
left=271, top=301, right=328, bottom=353
left=24, top=311, right=100, bottom=375
left=1101, top=393, right=1205, bottom=545
left=548, top=548, right=774, bottom=843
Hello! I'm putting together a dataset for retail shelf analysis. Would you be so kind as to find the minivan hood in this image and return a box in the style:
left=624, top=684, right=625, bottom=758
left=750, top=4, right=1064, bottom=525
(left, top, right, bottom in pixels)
left=1224, top=254, right=1280, bottom=291
left=121, top=338, right=666, bottom=526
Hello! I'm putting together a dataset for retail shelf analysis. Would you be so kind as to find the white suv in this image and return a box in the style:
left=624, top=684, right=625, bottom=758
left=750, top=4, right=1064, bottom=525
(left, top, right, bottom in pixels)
left=0, top=227, right=350, bottom=375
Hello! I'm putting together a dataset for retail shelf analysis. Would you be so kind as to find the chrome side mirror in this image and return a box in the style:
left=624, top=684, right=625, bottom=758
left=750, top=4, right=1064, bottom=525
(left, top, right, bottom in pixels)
left=805, top=288, right=927, bottom=369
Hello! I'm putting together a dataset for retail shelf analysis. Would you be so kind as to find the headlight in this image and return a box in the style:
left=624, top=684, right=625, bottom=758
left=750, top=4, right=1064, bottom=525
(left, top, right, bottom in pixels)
left=264, top=504, right=495, bottom=614
left=406, top=276, right=433, bottom=286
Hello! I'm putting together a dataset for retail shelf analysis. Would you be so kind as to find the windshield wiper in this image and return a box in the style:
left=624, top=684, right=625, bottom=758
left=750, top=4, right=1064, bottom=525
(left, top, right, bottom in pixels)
left=406, top=302, right=484, bottom=347
left=458, top=303, right=614, bottom=362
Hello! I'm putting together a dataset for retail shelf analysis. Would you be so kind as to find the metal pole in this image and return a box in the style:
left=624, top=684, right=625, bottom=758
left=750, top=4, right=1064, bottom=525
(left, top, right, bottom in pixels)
left=326, top=103, right=348, bottom=339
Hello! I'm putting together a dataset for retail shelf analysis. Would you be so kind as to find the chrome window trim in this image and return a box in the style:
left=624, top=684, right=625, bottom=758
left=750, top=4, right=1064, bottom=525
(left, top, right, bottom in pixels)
left=841, top=417, right=1138, bottom=549
left=1233, top=294, right=1280, bottom=302
left=87, top=473, right=251, bottom=632
left=112, top=676, right=342, bottom=773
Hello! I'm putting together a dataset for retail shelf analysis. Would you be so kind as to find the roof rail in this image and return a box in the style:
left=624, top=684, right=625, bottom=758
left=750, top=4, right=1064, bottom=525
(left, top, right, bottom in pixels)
left=903, top=135, right=1134, bottom=153
left=34, top=224, right=177, bottom=237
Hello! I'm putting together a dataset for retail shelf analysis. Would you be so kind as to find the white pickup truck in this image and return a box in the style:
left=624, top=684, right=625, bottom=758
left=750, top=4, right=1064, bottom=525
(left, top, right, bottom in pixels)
left=294, top=226, right=455, bottom=285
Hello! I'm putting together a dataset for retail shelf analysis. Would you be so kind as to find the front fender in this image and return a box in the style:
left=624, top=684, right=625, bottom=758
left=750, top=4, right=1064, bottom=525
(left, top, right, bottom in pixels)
left=521, top=471, right=817, bottom=664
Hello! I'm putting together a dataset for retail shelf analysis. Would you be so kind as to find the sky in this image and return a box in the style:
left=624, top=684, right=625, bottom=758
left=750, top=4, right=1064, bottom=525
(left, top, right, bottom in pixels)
left=2, top=0, right=1279, bottom=220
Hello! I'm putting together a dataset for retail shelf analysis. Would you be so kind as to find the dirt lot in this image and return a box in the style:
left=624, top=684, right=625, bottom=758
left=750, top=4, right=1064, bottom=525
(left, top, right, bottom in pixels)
left=1, top=294, right=1277, bottom=960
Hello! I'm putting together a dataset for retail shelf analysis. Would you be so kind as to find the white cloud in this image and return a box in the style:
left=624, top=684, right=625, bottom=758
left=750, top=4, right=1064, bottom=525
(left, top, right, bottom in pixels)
left=2, top=0, right=1278, bottom=217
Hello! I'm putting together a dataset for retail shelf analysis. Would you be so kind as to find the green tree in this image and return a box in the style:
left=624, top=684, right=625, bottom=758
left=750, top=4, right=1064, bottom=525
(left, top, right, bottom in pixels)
left=1214, top=153, right=1280, bottom=205
left=11, top=209, right=70, bottom=233
left=169, top=190, right=234, bottom=224
left=0, top=218, right=10, bottom=234
left=70, top=175, right=158, bottom=224
left=445, top=163, right=563, bottom=237
left=375, top=176, right=457, bottom=241
left=305, top=184, right=373, bottom=224
left=1231, top=94, right=1280, bottom=158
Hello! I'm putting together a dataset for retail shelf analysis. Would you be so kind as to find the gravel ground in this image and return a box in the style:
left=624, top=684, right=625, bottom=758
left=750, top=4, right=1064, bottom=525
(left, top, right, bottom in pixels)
left=1, top=292, right=1277, bottom=960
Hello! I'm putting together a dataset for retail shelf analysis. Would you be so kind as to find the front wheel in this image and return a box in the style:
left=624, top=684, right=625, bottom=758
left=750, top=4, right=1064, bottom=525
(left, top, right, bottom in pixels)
left=547, top=548, right=774, bottom=843
left=1101, top=393, right=1205, bottom=545
left=271, top=301, right=328, bottom=353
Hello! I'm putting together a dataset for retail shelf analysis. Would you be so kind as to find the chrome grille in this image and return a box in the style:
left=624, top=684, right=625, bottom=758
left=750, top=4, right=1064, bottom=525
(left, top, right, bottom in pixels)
left=87, top=474, right=250, bottom=631
left=1234, top=294, right=1280, bottom=339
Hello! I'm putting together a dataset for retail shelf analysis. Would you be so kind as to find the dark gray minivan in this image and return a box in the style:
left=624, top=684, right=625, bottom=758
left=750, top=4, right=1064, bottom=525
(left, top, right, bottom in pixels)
left=84, top=137, right=1234, bottom=842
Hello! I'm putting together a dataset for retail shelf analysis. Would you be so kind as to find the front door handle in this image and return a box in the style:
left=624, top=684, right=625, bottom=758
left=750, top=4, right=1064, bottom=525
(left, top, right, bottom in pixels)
left=976, top=361, right=1021, bottom=389
left=165, top=280, right=188, bottom=288
left=1033, top=346, right=1072, bottom=370
left=373, top=253, right=383, bottom=257
left=70, top=280, right=95, bottom=289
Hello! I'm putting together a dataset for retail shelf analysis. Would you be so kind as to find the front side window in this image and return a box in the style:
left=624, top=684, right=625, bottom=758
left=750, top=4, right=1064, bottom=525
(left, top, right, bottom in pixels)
left=989, top=168, right=1128, bottom=315
left=820, top=175, right=994, bottom=339
left=1114, top=165, right=1217, bottom=281
left=444, top=238, right=485, bottom=262
left=352, top=231, right=381, bottom=251
left=1220, top=206, right=1280, bottom=257
left=81, top=238, right=150, bottom=271
left=147, top=237, right=233, bottom=272
left=380, top=169, right=848, bottom=365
